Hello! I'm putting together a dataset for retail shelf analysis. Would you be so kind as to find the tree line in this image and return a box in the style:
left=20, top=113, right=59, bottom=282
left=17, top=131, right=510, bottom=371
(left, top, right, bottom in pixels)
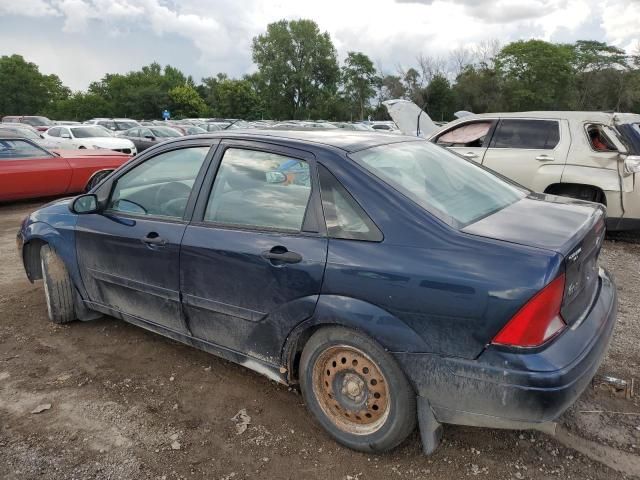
left=1, top=19, right=639, bottom=122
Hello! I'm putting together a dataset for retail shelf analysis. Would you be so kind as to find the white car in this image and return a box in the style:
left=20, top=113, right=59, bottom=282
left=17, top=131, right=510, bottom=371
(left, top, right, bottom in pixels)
left=43, top=125, right=137, bottom=155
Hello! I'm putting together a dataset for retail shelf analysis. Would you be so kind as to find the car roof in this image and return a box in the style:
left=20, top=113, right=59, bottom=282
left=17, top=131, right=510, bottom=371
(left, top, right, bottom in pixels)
left=457, top=111, right=617, bottom=122
left=184, top=129, right=417, bottom=153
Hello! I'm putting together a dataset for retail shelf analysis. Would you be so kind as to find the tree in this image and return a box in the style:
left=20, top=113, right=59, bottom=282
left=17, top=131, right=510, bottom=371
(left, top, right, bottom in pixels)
left=424, top=74, right=454, bottom=121
left=89, top=62, right=190, bottom=119
left=168, top=84, right=208, bottom=118
left=43, top=92, right=112, bottom=121
left=572, top=40, right=632, bottom=110
left=342, top=52, right=378, bottom=120
left=495, top=40, right=576, bottom=110
left=252, top=19, right=340, bottom=119
left=0, top=54, right=69, bottom=116
left=202, top=76, right=262, bottom=119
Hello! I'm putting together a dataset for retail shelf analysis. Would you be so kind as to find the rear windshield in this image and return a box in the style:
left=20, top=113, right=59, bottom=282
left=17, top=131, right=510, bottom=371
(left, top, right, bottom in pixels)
left=350, top=141, right=526, bottom=227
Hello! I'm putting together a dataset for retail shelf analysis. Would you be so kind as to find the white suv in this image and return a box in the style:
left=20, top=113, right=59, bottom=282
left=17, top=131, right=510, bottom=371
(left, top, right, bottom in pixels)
left=385, top=101, right=640, bottom=231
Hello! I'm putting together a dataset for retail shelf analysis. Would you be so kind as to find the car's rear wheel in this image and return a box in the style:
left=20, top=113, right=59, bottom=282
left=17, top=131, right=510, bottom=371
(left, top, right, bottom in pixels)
left=300, top=326, right=416, bottom=452
left=40, top=244, right=75, bottom=324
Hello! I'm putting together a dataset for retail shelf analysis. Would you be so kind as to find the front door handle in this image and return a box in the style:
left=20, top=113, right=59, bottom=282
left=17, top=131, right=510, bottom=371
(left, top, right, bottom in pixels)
left=461, top=152, right=478, bottom=159
left=142, top=232, right=166, bottom=246
left=536, top=154, right=554, bottom=161
left=262, top=246, right=302, bottom=264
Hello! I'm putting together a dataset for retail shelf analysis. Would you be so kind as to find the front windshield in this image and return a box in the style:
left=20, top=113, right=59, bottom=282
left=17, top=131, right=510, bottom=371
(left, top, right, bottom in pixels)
left=23, top=117, right=54, bottom=127
left=71, top=127, right=111, bottom=138
left=350, top=141, right=526, bottom=227
left=150, top=127, right=181, bottom=137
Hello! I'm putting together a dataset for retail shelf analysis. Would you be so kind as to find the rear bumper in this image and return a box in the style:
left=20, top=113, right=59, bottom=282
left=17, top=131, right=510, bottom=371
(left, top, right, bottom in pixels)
left=395, top=268, right=617, bottom=430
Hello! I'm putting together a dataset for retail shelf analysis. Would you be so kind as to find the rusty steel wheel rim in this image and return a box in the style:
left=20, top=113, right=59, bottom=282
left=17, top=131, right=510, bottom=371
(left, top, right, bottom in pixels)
left=312, top=345, right=390, bottom=435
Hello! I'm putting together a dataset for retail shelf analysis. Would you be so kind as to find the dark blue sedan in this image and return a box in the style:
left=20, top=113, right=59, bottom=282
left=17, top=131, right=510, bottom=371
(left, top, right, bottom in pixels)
left=17, top=131, right=616, bottom=454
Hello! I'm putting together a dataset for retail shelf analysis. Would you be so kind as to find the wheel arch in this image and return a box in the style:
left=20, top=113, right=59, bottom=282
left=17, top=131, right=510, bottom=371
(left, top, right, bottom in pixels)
left=84, top=168, right=115, bottom=192
left=281, top=295, right=431, bottom=383
left=544, top=182, right=607, bottom=205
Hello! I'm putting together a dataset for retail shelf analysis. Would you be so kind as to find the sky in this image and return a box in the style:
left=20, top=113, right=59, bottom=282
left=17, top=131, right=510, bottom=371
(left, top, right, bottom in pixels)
left=0, top=0, right=638, bottom=91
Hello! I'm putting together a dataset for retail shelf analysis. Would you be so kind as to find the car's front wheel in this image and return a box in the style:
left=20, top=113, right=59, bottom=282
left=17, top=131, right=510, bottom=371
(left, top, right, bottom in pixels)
left=40, top=244, right=76, bottom=324
left=299, top=326, right=416, bottom=452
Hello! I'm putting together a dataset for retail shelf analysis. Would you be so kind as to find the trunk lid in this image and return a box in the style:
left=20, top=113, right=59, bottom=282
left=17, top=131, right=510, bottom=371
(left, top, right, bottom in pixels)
left=463, top=193, right=606, bottom=325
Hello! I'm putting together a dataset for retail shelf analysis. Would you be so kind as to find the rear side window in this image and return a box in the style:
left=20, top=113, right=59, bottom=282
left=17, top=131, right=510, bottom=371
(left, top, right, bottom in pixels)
left=318, top=165, right=382, bottom=241
left=350, top=141, right=526, bottom=228
left=490, top=120, right=559, bottom=149
left=47, top=127, right=61, bottom=137
left=204, top=148, right=312, bottom=232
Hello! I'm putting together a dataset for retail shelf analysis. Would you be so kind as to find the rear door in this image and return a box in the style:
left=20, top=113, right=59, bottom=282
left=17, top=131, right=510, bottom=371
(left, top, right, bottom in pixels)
left=481, top=118, right=569, bottom=189
left=180, top=141, right=327, bottom=360
left=432, top=119, right=497, bottom=163
left=0, top=139, right=71, bottom=201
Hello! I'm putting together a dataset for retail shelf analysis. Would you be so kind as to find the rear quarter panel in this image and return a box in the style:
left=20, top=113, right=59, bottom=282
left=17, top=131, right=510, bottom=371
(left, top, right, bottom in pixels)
left=321, top=236, right=561, bottom=358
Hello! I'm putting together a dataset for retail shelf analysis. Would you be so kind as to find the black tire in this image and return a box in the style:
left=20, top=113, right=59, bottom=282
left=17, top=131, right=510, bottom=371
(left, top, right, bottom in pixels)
left=299, top=326, right=416, bottom=452
left=40, top=245, right=75, bottom=324
left=85, top=169, right=112, bottom=192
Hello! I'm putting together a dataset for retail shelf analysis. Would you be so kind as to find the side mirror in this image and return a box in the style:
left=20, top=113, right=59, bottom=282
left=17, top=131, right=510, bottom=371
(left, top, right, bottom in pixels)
left=71, top=194, right=99, bottom=214
left=61, top=133, right=71, bottom=139
left=624, top=155, right=640, bottom=174
left=266, top=171, right=287, bottom=184
left=144, top=135, right=156, bottom=141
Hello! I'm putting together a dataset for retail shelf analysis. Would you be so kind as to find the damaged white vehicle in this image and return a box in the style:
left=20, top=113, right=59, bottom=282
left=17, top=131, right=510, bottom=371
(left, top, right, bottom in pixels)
left=384, top=99, right=640, bottom=231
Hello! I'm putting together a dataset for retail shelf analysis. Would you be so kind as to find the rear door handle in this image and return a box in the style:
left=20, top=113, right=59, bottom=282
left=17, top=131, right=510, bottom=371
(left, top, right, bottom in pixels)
left=262, top=246, right=302, bottom=264
left=536, top=154, right=554, bottom=161
left=462, top=152, right=478, bottom=159
left=142, top=232, right=166, bottom=246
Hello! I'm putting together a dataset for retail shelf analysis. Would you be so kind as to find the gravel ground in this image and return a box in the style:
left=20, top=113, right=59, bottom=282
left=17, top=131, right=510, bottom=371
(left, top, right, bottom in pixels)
left=0, top=200, right=639, bottom=480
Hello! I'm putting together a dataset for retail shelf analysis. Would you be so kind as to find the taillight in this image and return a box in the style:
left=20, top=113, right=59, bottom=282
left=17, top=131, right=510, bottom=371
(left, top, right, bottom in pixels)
left=492, top=274, right=566, bottom=348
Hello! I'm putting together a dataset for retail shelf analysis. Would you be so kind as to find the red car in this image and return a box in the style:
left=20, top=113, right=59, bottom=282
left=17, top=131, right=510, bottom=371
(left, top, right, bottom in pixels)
left=0, top=136, right=131, bottom=202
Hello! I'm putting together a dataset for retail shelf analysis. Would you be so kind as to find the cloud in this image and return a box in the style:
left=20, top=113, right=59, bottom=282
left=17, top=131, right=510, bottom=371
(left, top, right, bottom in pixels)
left=395, top=0, right=562, bottom=23
left=0, top=0, right=59, bottom=16
left=601, top=0, right=640, bottom=45
left=0, top=0, right=637, bottom=91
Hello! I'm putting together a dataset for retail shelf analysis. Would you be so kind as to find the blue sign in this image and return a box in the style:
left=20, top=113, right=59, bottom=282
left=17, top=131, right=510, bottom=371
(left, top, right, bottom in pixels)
left=162, top=109, right=170, bottom=120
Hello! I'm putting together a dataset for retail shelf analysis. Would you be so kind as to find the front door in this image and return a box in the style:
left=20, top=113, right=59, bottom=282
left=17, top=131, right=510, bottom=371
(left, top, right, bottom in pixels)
left=76, top=144, right=213, bottom=333
left=0, top=139, right=71, bottom=200
left=180, top=143, right=328, bottom=361
left=481, top=118, right=570, bottom=190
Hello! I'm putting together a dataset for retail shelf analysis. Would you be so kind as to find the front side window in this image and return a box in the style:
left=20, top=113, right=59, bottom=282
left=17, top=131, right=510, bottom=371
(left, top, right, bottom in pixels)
left=490, top=119, right=560, bottom=149
left=586, top=124, right=616, bottom=152
left=0, top=139, right=51, bottom=159
left=108, top=147, right=210, bottom=219
left=350, top=141, right=526, bottom=227
left=436, top=121, right=493, bottom=147
left=47, top=127, right=61, bottom=137
left=318, top=165, right=382, bottom=241
left=204, top=148, right=311, bottom=231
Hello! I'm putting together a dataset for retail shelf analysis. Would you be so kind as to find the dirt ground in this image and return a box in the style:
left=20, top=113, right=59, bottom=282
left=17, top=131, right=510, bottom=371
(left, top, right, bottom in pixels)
left=1, top=200, right=639, bottom=480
